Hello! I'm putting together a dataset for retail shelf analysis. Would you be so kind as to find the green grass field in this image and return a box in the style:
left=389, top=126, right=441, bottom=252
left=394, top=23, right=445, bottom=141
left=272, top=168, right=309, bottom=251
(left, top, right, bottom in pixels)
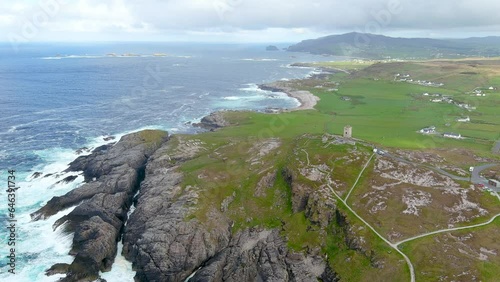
left=306, top=59, right=500, bottom=156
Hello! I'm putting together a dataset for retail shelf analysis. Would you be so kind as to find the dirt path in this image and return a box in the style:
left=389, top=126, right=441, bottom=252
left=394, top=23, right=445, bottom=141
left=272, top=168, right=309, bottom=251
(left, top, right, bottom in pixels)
left=344, top=153, right=375, bottom=201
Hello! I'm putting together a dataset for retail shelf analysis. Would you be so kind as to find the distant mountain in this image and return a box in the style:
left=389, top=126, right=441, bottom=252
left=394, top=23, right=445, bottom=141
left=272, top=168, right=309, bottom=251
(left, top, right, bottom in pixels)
left=287, top=32, right=500, bottom=59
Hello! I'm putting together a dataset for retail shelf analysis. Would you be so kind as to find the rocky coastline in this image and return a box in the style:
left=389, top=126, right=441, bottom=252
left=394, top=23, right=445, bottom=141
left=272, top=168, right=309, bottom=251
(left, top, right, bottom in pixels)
left=32, top=109, right=349, bottom=281
left=30, top=75, right=361, bottom=281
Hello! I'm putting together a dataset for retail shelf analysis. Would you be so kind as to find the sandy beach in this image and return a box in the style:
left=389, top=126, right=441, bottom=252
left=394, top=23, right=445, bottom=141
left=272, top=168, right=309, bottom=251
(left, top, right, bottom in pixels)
left=258, top=81, right=320, bottom=111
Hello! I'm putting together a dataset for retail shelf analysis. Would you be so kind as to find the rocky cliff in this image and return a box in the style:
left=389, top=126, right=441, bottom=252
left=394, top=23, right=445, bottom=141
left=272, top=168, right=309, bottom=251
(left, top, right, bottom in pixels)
left=33, top=125, right=362, bottom=282
left=32, top=130, right=168, bottom=281
left=121, top=132, right=338, bottom=282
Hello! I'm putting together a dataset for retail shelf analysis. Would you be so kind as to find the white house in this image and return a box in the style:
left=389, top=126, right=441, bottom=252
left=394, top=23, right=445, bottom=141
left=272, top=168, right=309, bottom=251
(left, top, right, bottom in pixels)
left=420, top=126, right=436, bottom=134
left=489, top=86, right=495, bottom=90
left=457, top=116, right=470, bottom=122
left=443, top=132, right=462, bottom=139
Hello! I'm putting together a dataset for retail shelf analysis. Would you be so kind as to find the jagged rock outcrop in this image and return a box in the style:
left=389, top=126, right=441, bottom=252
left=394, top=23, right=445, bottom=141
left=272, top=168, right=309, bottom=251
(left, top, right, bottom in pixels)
left=122, top=139, right=232, bottom=281
left=32, top=130, right=168, bottom=282
left=122, top=141, right=338, bottom=282
left=193, top=111, right=229, bottom=131
left=305, top=190, right=337, bottom=229
left=190, top=228, right=337, bottom=282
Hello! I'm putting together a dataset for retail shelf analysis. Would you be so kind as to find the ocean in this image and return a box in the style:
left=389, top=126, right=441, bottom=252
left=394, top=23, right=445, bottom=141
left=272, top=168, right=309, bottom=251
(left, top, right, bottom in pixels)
left=0, top=42, right=336, bottom=281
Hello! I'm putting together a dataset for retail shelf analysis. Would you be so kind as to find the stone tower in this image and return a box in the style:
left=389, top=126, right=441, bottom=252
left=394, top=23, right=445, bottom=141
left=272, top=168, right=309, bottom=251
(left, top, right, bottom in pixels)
left=343, top=125, right=352, bottom=138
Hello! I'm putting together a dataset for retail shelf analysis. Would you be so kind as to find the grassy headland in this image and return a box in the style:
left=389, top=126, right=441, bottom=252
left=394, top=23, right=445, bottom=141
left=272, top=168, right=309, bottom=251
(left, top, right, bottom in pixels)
left=169, top=58, right=499, bottom=281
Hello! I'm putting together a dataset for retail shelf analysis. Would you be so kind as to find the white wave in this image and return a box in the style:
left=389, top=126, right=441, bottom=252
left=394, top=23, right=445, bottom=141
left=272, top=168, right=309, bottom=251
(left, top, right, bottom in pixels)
left=0, top=207, right=76, bottom=282
left=306, top=70, right=323, bottom=78
left=238, top=83, right=267, bottom=93
left=31, top=148, right=85, bottom=179
left=41, top=55, right=103, bottom=60
left=100, top=241, right=135, bottom=282
left=240, top=58, right=279, bottom=62
left=40, top=57, right=62, bottom=60
left=198, top=92, right=210, bottom=98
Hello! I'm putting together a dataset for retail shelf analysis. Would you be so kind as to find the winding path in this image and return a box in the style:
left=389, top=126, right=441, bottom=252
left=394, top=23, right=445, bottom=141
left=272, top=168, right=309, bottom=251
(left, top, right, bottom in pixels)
left=326, top=183, right=416, bottom=282
left=320, top=155, right=416, bottom=282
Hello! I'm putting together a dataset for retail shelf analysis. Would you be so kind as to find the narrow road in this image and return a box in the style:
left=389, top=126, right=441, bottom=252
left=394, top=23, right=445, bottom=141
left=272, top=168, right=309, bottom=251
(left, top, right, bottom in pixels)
left=471, top=164, right=497, bottom=184
left=383, top=152, right=497, bottom=185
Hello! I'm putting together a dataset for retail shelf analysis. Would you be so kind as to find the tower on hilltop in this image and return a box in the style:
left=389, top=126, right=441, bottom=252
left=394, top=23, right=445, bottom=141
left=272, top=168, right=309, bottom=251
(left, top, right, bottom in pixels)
left=343, top=125, right=352, bottom=138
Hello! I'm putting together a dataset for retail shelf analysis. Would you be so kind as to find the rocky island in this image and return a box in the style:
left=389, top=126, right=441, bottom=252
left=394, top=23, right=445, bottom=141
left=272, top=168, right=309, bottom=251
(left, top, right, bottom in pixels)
left=266, top=45, right=279, bottom=51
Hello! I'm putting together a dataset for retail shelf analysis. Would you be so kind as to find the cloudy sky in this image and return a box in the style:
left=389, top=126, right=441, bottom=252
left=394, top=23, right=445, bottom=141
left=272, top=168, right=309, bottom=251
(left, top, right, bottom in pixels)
left=2, top=0, right=500, bottom=43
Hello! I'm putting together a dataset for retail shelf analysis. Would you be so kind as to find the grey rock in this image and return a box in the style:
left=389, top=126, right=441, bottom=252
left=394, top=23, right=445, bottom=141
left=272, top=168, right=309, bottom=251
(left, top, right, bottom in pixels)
left=31, top=130, right=168, bottom=282
left=31, top=172, right=43, bottom=179
left=305, top=191, right=337, bottom=229
left=191, top=228, right=334, bottom=282
left=122, top=139, right=232, bottom=281
left=45, top=263, right=69, bottom=276
left=55, top=175, right=78, bottom=185
left=192, top=112, right=229, bottom=131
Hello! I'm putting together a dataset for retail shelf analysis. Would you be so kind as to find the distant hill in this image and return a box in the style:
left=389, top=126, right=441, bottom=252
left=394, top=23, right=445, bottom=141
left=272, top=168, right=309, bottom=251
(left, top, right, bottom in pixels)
left=287, top=32, right=500, bottom=59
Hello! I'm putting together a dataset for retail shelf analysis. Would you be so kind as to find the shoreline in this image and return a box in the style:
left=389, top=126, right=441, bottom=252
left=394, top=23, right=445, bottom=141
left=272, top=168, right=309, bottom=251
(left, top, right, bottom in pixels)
left=258, top=81, right=320, bottom=111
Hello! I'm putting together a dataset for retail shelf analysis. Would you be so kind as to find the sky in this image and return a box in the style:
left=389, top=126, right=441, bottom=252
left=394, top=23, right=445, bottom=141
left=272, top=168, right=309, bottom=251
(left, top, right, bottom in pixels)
left=1, top=0, right=500, bottom=43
